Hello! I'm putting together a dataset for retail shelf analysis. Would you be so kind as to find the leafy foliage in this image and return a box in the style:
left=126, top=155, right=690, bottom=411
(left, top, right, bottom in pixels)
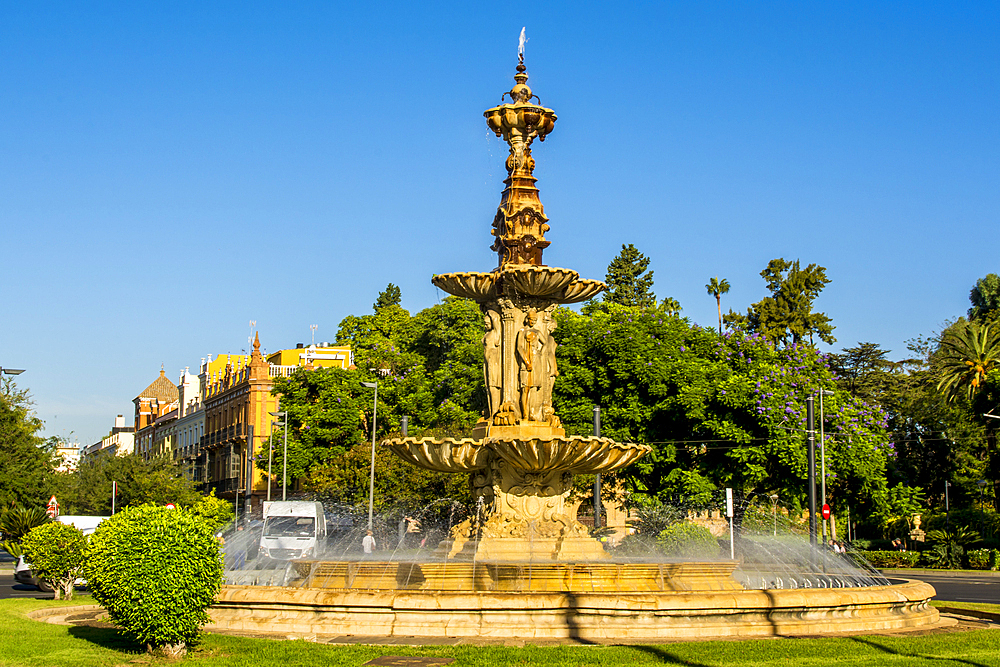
left=726, top=258, right=835, bottom=346
left=656, top=522, right=720, bottom=558
left=188, top=490, right=234, bottom=532
left=969, top=273, right=1000, bottom=323
left=705, top=276, right=730, bottom=335
left=0, top=506, right=51, bottom=540
left=552, top=303, right=891, bottom=518
left=0, top=378, right=58, bottom=509
left=856, top=550, right=920, bottom=568
left=601, top=243, right=656, bottom=308
left=374, top=283, right=402, bottom=311
left=935, top=321, right=999, bottom=403
left=21, top=522, right=87, bottom=600
left=86, top=504, right=223, bottom=651
left=923, top=526, right=979, bottom=569
left=57, top=453, right=201, bottom=515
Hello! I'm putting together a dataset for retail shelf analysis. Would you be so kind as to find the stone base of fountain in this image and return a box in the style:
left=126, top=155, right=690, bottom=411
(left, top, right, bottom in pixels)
left=285, top=559, right=743, bottom=593
left=207, top=579, right=940, bottom=641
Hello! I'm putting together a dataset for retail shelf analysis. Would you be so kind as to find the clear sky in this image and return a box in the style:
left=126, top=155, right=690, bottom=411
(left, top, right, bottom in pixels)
left=2, top=2, right=997, bottom=448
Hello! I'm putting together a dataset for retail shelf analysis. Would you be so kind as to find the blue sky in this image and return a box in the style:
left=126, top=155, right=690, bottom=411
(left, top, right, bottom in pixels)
left=1, top=2, right=997, bottom=447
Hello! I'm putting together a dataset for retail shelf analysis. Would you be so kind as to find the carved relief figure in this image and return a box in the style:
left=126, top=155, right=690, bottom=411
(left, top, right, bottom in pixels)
left=540, top=310, right=558, bottom=412
left=482, top=309, right=502, bottom=419
left=516, top=309, right=544, bottom=421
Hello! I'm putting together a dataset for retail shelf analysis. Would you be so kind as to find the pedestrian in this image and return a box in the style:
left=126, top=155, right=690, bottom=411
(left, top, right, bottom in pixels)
left=362, top=530, right=376, bottom=555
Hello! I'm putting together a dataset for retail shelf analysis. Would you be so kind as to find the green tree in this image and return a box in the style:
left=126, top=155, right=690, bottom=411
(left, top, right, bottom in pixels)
left=602, top=244, right=656, bottom=308
left=0, top=506, right=51, bottom=557
left=935, top=321, right=1000, bottom=403
left=658, top=297, right=682, bottom=317
left=374, top=283, right=403, bottom=311
left=21, top=521, right=87, bottom=600
left=705, top=277, right=730, bottom=335
left=726, top=258, right=835, bottom=346
left=0, top=378, right=58, bottom=509
left=86, top=504, right=223, bottom=655
left=60, top=453, right=201, bottom=515
left=552, top=303, right=890, bottom=519
left=189, top=489, right=235, bottom=532
left=969, top=273, right=1000, bottom=323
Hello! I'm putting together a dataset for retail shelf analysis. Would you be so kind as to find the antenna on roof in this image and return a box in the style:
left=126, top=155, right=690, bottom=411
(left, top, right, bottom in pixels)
left=311, top=324, right=318, bottom=346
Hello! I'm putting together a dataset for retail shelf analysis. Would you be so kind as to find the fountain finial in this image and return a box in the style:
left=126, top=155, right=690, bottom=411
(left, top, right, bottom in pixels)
left=483, top=39, right=558, bottom=267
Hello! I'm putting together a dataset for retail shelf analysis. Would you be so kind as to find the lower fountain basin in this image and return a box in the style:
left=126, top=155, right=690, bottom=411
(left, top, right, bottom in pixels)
left=384, top=437, right=488, bottom=472
left=208, top=578, right=940, bottom=641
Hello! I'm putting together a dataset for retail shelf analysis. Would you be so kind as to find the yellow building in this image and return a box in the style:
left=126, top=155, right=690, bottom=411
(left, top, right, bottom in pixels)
left=267, top=343, right=352, bottom=370
left=201, top=335, right=352, bottom=514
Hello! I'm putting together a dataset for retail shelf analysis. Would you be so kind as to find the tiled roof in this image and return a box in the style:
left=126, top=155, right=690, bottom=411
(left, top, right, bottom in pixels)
left=137, top=370, right=179, bottom=402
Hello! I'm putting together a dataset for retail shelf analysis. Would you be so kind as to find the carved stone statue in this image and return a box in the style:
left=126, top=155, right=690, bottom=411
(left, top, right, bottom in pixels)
left=540, top=310, right=558, bottom=411
left=483, top=309, right=502, bottom=419
left=515, top=309, right=544, bottom=421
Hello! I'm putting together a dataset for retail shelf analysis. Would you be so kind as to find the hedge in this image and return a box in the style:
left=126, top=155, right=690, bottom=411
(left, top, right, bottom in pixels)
left=856, top=550, right=920, bottom=568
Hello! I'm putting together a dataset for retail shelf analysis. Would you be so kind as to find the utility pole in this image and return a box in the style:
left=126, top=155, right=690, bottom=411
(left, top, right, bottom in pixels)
left=807, top=396, right=817, bottom=548
left=593, top=406, right=602, bottom=530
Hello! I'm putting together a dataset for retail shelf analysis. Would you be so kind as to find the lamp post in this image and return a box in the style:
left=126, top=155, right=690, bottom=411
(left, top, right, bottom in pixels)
left=362, top=381, right=378, bottom=531
left=0, top=368, right=25, bottom=376
left=978, top=479, right=988, bottom=537
left=819, top=389, right=834, bottom=543
left=268, top=411, right=288, bottom=501
left=593, top=406, right=602, bottom=530
left=769, top=494, right=779, bottom=537
left=806, top=396, right=817, bottom=548
left=266, top=426, right=276, bottom=502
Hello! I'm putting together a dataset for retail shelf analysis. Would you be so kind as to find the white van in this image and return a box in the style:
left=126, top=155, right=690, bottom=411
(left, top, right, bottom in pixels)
left=259, top=501, right=326, bottom=561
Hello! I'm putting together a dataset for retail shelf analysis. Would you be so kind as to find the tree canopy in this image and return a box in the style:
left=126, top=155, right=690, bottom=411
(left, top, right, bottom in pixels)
left=602, top=244, right=656, bottom=308
left=726, top=258, right=835, bottom=346
left=0, top=378, right=58, bottom=510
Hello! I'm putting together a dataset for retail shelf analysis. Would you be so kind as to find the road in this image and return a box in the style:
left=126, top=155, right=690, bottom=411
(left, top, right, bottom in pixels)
left=2, top=567, right=999, bottom=603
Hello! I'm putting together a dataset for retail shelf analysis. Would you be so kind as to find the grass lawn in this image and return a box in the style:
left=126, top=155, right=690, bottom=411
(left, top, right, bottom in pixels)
left=4, top=596, right=1000, bottom=667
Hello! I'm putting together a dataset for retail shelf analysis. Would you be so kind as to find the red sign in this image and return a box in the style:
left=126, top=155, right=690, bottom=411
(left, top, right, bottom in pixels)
left=164, top=503, right=176, bottom=510
left=821, top=503, right=831, bottom=520
left=46, top=495, right=58, bottom=519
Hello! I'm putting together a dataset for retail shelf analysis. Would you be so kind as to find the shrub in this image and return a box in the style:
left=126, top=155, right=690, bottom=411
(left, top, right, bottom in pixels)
left=85, top=504, right=223, bottom=655
left=856, top=550, right=920, bottom=568
left=968, top=548, right=991, bottom=570
left=20, top=522, right=87, bottom=599
left=189, top=490, right=235, bottom=532
left=922, top=526, right=980, bottom=569
left=656, top=522, right=720, bottom=559
left=1, top=506, right=51, bottom=557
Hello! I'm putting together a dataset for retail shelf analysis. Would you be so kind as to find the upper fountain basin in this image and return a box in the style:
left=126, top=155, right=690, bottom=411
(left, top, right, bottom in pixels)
left=432, top=267, right=606, bottom=304
left=487, top=436, right=651, bottom=474
left=385, top=435, right=649, bottom=475
left=384, top=437, right=489, bottom=472
left=484, top=102, right=557, bottom=140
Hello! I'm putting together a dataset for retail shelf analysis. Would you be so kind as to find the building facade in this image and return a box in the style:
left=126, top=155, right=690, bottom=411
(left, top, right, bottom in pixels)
left=83, top=415, right=135, bottom=459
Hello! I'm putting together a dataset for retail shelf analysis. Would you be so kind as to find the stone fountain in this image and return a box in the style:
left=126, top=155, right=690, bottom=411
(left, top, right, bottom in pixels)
left=206, top=48, right=941, bottom=642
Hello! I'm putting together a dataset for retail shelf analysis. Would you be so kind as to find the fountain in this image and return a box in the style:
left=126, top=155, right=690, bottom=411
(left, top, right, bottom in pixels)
left=207, top=45, right=940, bottom=642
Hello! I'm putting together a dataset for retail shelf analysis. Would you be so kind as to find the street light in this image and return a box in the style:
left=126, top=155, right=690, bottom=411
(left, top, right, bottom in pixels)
left=268, top=411, right=288, bottom=501
left=819, top=389, right=835, bottom=544
left=362, top=381, right=378, bottom=531
left=769, top=494, right=779, bottom=537
left=0, top=368, right=25, bottom=376
left=978, top=479, right=989, bottom=537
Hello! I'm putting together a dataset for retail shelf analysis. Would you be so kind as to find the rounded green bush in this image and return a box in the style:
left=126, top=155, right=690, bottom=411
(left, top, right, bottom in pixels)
left=656, top=522, right=720, bottom=559
left=85, top=504, right=223, bottom=651
left=21, top=521, right=87, bottom=600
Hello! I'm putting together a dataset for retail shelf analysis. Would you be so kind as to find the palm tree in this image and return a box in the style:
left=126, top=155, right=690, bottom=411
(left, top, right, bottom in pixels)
left=935, top=321, right=1000, bottom=403
left=659, top=297, right=682, bottom=317
left=705, top=277, right=731, bottom=335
